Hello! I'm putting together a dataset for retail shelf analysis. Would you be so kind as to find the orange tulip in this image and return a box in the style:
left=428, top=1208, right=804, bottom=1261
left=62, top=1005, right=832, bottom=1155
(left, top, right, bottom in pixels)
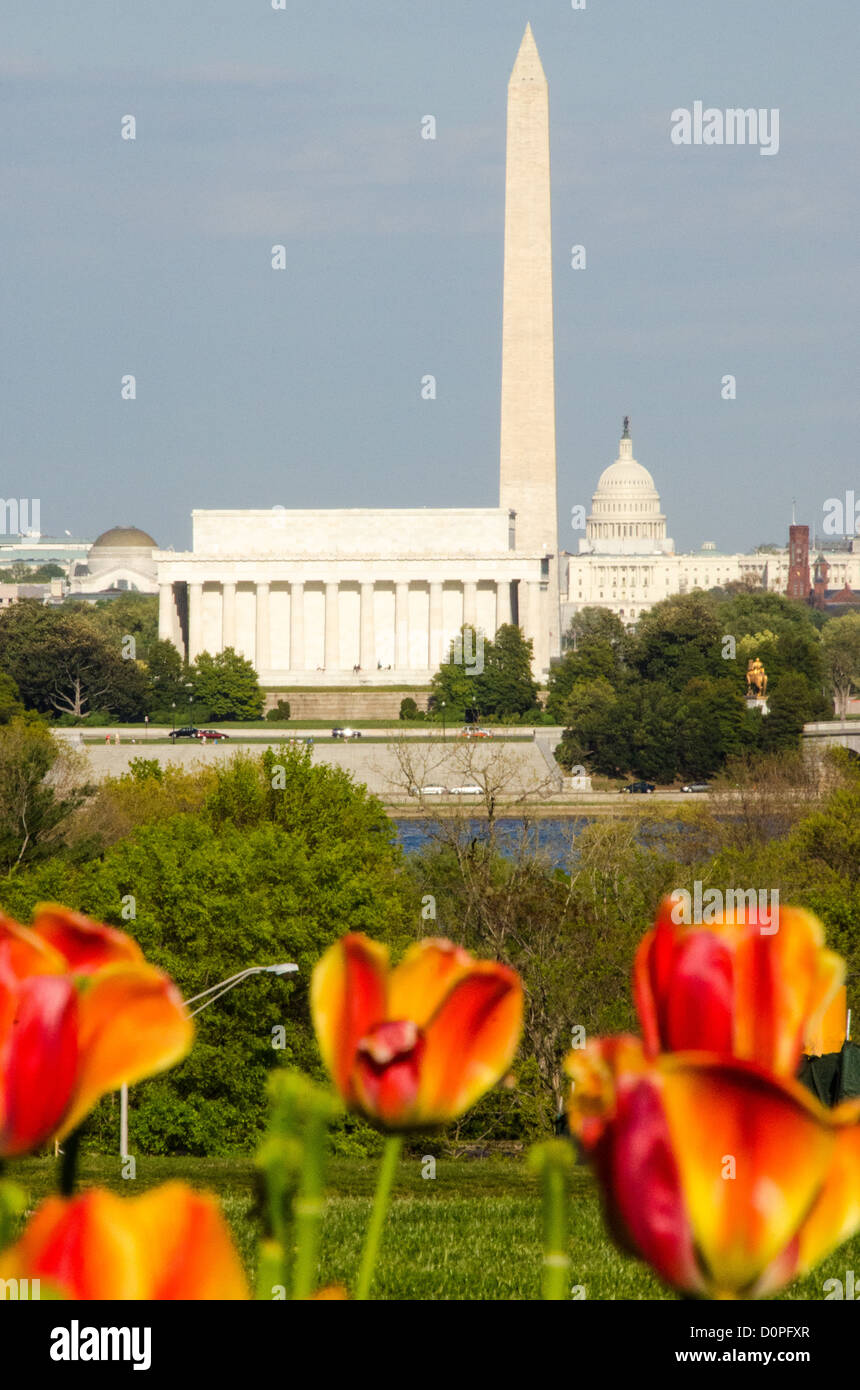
left=0, top=1182, right=248, bottom=1299
left=567, top=1038, right=860, bottom=1299
left=311, top=934, right=523, bottom=1127
left=0, top=904, right=193, bottom=1155
left=633, top=896, right=844, bottom=1076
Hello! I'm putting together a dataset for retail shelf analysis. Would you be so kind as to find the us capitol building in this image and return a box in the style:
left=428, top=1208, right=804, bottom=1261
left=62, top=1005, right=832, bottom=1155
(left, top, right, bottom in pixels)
left=562, top=418, right=860, bottom=628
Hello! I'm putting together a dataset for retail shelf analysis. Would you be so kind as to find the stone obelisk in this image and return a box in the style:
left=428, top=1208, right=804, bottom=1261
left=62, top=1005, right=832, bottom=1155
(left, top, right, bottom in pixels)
left=499, top=24, right=560, bottom=668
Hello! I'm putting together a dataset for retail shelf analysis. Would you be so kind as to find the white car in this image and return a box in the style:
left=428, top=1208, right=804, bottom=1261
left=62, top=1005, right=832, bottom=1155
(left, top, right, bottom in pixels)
left=418, top=784, right=447, bottom=795
left=449, top=784, right=483, bottom=795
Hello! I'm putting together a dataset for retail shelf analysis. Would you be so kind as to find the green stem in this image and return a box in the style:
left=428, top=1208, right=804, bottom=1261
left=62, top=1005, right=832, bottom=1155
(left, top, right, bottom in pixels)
left=355, top=1134, right=402, bottom=1301
left=291, top=1110, right=327, bottom=1300
left=541, top=1160, right=569, bottom=1300
left=60, top=1128, right=82, bottom=1198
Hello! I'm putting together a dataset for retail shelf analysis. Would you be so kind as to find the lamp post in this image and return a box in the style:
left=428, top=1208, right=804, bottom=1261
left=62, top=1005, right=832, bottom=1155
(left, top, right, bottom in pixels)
left=171, top=701, right=176, bottom=735
left=441, top=700, right=446, bottom=742
left=119, top=962, right=299, bottom=1159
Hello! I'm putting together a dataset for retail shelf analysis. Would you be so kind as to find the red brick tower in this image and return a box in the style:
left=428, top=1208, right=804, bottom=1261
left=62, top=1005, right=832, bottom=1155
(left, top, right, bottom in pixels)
left=786, top=524, right=811, bottom=600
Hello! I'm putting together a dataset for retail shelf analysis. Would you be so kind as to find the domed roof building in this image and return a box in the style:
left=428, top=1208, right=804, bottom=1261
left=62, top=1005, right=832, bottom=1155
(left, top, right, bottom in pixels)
left=70, top=524, right=159, bottom=595
left=580, top=419, right=673, bottom=555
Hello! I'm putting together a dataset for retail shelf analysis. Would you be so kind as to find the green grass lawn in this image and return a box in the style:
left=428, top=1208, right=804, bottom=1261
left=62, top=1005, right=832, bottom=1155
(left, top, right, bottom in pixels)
left=7, top=1153, right=856, bottom=1300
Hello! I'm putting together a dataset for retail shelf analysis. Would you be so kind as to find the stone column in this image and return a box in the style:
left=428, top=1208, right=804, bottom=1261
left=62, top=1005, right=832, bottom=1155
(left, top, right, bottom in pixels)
left=255, top=582, right=271, bottom=673
left=221, top=582, right=237, bottom=652
left=325, top=582, right=340, bottom=670
left=463, top=581, right=478, bottom=631
left=395, top=583, right=409, bottom=670
left=429, top=582, right=444, bottom=669
left=188, top=583, right=204, bottom=662
left=495, top=580, right=512, bottom=633
left=360, top=583, right=375, bottom=671
left=158, top=583, right=174, bottom=643
left=290, top=582, right=305, bottom=671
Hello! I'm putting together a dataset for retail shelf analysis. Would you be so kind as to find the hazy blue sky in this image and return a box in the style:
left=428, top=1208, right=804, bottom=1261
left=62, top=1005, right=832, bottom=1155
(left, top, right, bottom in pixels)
left=1, top=0, right=856, bottom=553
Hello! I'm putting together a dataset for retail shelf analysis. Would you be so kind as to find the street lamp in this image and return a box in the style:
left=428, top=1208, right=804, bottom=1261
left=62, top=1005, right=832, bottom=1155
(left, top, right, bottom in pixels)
left=441, top=700, right=446, bottom=742
left=171, top=701, right=176, bottom=735
left=119, top=962, right=299, bottom=1159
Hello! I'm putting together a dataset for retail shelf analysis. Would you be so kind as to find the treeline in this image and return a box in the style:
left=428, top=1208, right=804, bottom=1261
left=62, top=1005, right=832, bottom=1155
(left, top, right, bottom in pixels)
left=551, top=592, right=859, bottom=783
left=0, top=594, right=264, bottom=723
left=0, top=726, right=857, bottom=1151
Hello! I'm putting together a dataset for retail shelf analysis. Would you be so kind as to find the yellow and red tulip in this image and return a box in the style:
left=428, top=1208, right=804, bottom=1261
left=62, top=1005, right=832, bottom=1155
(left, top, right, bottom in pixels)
left=633, top=896, right=844, bottom=1076
left=0, top=1182, right=248, bottom=1299
left=0, top=905, right=193, bottom=1156
left=311, top=934, right=523, bottom=1127
left=567, top=1037, right=860, bottom=1299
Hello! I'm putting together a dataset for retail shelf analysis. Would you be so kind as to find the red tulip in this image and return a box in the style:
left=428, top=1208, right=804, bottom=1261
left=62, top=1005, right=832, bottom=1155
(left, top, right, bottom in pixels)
left=0, top=1182, right=247, bottom=1299
left=634, top=896, right=844, bottom=1075
left=567, top=1037, right=860, bottom=1299
left=0, top=904, right=193, bottom=1155
left=311, top=934, right=523, bottom=1127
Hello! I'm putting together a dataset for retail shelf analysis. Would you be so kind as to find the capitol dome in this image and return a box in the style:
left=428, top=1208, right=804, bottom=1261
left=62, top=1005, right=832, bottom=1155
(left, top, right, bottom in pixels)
left=583, top=420, right=672, bottom=554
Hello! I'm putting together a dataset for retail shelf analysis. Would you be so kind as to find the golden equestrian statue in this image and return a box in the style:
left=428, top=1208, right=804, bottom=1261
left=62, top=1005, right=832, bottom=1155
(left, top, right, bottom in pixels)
left=746, top=657, right=768, bottom=699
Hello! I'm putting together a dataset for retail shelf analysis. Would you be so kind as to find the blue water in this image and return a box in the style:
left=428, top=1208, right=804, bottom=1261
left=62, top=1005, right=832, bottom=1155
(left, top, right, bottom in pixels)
left=394, top=818, right=591, bottom=868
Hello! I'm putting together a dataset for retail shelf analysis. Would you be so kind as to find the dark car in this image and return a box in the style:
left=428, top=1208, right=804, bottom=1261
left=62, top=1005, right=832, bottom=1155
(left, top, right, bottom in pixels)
left=169, top=726, right=200, bottom=741
left=620, top=780, right=656, bottom=794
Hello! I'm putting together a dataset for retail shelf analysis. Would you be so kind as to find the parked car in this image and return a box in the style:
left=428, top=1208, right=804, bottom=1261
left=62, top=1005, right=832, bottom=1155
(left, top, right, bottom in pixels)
left=620, top=781, right=656, bottom=794
left=169, top=726, right=199, bottom=741
left=449, top=784, right=483, bottom=795
left=197, top=729, right=230, bottom=742
left=681, top=783, right=709, bottom=793
left=417, top=785, right=446, bottom=795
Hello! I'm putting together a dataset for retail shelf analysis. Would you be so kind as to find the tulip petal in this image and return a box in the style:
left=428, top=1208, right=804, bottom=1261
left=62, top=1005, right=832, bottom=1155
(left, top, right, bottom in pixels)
left=388, top=938, right=475, bottom=1029
left=0, top=1184, right=248, bottom=1299
left=568, top=1038, right=702, bottom=1293
left=56, top=965, right=193, bottom=1138
left=30, top=904, right=144, bottom=973
left=658, top=1057, right=836, bottom=1296
left=133, top=1183, right=249, bottom=1299
left=792, top=1117, right=860, bottom=1278
left=352, top=1020, right=425, bottom=1126
left=310, top=934, right=388, bottom=1103
left=0, top=975, right=79, bottom=1157
left=418, top=963, right=523, bottom=1123
left=0, top=913, right=65, bottom=980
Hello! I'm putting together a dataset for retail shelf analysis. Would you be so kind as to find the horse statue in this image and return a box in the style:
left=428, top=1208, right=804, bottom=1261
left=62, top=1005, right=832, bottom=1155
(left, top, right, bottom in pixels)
left=746, top=658, right=768, bottom=699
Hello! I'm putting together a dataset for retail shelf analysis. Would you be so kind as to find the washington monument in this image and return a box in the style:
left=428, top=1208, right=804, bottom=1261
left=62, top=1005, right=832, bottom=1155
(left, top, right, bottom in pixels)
left=499, top=23, right=561, bottom=663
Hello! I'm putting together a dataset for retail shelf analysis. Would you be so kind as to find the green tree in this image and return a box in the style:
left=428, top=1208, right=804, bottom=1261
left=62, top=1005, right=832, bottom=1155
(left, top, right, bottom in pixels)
left=476, top=624, right=540, bottom=720
left=0, top=719, right=91, bottom=873
left=145, top=637, right=189, bottom=713
left=761, top=672, right=817, bottom=753
left=0, top=671, right=24, bottom=724
left=191, top=647, right=264, bottom=720
left=429, top=627, right=484, bottom=723
left=821, top=613, right=860, bottom=717
left=84, top=593, right=159, bottom=663
left=0, top=602, right=147, bottom=719
left=629, top=593, right=721, bottom=685
left=548, top=608, right=628, bottom=720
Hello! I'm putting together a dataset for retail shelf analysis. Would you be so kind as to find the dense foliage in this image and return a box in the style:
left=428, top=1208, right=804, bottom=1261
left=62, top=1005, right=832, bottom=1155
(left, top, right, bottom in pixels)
left=551, top=593, right=834, bottom=781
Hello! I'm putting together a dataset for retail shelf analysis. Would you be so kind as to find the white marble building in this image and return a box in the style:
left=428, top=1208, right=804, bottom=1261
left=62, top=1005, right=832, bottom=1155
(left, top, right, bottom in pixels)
left=157, top=507, right=552, bottom=684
